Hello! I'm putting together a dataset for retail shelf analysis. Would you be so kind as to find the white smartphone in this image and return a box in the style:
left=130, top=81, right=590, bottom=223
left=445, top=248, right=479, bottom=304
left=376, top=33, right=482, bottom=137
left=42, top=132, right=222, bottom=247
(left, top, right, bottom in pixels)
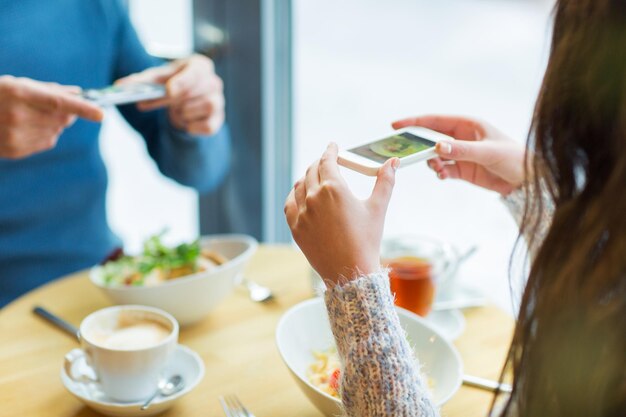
left=82, top=83, right=166, bottom=107
left=337, top=127, right=453, bottom=176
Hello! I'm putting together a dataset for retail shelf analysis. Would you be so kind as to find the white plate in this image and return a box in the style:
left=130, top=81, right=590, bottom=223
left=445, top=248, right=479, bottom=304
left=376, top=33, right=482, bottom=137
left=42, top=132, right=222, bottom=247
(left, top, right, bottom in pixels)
left=425, top=309, right=466, bottom=341
left=90, top=234, right=258, bottom=326
left=276, top=298, right=463, bottom=416
left=61, top=345, right=204, bottom=417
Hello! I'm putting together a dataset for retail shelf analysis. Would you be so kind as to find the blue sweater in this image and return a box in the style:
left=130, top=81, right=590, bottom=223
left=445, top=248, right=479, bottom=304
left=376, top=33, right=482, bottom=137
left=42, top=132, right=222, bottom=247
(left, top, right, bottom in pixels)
left=0, top=0, right=231, bottom=306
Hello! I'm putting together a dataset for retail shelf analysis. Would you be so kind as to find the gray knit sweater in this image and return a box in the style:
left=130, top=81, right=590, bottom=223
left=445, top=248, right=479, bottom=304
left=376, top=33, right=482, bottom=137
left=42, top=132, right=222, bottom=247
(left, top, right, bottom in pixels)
left=324, top=186, right=552, bottom=417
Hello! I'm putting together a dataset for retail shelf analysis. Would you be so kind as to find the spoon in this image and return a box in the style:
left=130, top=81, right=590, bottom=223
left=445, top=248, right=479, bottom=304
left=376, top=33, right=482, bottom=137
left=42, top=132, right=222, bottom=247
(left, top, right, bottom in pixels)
left=463, top=374, right=512, bottom=393
left=241, top=278, right=274, bottom=302
left=141, top=375, right=185, bottom=410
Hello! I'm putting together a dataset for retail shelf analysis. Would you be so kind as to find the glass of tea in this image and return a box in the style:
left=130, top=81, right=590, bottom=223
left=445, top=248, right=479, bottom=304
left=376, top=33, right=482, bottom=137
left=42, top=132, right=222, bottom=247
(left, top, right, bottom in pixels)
left=381, top=236, right=450, bottom=317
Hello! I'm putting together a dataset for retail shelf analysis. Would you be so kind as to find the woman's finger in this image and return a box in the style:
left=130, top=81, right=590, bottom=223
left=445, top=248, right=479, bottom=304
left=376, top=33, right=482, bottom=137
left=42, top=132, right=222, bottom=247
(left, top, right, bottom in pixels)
left=304, top=159, right=321, bottom=195
left=319, top=143, right=342, bottom=181
left=428, top=157, right=444, bottom=172
left=428, top=157, right=462, bottom=180
left=391, top=115, right=460, bottom=136
left=391, top=115, right=487, bottom=141
left=435, top=140, right=496, bottom=164
left=369, top=157, right=398, bottom=209
left=294, top=177, right=306, bottom=212
left=284, top=189, right=298, bottom=227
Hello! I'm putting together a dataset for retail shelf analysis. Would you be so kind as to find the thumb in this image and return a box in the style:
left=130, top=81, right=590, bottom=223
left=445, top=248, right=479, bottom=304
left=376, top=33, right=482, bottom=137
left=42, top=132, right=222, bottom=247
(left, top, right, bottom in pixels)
left=369, top=158, right=398, bottom=209
left=435, top=140, right=498, bottom=165
left=114, top=64, right=178, bottom=86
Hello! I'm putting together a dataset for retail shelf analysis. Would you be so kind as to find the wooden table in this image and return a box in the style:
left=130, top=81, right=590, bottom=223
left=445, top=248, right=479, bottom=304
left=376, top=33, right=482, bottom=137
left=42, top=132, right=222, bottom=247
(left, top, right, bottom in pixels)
left=0, top=246, right=514, bottom=417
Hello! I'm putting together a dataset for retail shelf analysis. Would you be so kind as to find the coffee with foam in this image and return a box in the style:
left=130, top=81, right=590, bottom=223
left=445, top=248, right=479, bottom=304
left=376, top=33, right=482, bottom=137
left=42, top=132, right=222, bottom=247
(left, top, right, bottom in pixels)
left=87, top=313, right=171, bottom=350
left=68, top=306, right=178, bottom=402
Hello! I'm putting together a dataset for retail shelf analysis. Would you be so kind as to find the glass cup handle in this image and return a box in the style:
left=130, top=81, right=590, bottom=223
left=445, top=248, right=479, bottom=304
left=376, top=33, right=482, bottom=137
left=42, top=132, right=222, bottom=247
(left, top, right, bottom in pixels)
left=440, top=242, right=465, bottom=282
left=64, top=348, right=99, bottom=383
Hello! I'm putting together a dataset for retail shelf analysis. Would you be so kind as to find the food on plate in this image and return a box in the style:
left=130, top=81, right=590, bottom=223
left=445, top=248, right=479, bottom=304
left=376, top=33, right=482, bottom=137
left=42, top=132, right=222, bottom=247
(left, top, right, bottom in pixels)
left=99, top=233, right=228, bottom=287
left=369, top=135, right=429, bottom=158
left=307, top=345, right=434, bottom=399
left=307, top=347, right=342, bottom=398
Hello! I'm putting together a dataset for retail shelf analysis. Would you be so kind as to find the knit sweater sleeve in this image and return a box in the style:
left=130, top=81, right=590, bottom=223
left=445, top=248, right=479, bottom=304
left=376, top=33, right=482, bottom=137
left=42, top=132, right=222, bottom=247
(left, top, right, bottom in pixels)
left=324, top=271, right=439, bottom=417
left=501, top=181, right=554, bottom=259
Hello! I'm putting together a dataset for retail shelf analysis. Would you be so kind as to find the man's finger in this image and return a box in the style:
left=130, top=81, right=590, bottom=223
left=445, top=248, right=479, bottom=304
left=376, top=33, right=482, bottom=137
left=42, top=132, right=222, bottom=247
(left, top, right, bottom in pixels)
left=166, top=66, right=198, bottom=98
left=115, top=65, right=176, bottom=86
left=136, top=97, right=173, bottom=112
left=27, top=87, right=103, bottom=122
left=137, top=79, right=213, bottom=112
left=180, top=95, right=223, bottom=122
left=167, top=57, right=217, bottom=98
left=186, top=113, right=224, bottom=136
left=45, top=83, right=82, bottom=95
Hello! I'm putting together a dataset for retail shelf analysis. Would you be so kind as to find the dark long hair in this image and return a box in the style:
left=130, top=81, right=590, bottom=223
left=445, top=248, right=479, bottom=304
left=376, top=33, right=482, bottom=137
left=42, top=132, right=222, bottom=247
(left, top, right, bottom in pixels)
left=500, top=1, right=626, bottom=416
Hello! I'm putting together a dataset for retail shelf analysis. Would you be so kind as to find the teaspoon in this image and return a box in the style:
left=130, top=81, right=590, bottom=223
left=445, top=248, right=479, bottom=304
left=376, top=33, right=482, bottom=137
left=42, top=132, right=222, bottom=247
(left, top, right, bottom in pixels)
left=241, top=278, right=274, bottom=302
left=141, top=374, right=185, bottom=410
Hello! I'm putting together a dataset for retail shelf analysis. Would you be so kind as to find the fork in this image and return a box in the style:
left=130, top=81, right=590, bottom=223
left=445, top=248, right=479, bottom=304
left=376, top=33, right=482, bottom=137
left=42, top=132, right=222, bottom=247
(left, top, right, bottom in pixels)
left=219, top=395, right=256, bottom=417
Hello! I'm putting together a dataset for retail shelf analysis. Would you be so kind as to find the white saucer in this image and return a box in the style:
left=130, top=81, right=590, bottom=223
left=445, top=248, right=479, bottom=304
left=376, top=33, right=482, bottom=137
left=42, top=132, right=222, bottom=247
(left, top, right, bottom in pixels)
left=424, top=309, right=465, bottom=341
left=61, top=344, right=204, bottom=417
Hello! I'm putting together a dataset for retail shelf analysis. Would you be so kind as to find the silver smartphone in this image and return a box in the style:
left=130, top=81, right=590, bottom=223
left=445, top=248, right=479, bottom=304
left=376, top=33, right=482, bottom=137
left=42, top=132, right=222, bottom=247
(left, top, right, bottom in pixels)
left=82, top=83, right=166, bottom=107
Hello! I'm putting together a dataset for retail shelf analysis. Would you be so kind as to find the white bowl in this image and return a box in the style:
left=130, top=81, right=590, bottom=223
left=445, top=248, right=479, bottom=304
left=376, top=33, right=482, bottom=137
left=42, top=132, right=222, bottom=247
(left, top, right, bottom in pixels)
left=90, top=234, right=258, bottom=325
left=276, top=298, right=463, bottom=416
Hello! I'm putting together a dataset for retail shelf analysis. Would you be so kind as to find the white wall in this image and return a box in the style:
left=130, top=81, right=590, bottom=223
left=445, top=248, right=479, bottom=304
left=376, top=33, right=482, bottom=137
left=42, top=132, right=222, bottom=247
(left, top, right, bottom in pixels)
left=104, top=0, right=555, bottom=312
left=293, top=0, right=555, bottom=313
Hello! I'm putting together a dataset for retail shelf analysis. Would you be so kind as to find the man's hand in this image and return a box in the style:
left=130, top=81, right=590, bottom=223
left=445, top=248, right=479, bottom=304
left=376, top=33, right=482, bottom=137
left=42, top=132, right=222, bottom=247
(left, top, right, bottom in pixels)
left=0, top=76, right=104, bottom=159
left=116, top=54, right=225, bottom=136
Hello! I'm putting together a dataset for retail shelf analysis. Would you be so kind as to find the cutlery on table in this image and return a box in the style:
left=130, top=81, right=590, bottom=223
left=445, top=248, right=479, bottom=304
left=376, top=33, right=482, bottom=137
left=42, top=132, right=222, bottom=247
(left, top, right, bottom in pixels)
left=33, top=306, right=79, bottom=340
left=432, top=297, right=487, bottom=311
left=141, top=374, right=185, bottom=410
left=463, top=374, right=512, bottom=393
left=240, top=278, right=273, bottom=303
left=219, top=394, right=256, bottom=417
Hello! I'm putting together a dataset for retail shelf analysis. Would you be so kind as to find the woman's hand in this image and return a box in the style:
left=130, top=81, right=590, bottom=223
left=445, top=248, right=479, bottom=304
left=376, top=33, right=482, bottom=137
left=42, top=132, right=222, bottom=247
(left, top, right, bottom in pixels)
left=284, top=143, right=399, bottom=287
left=393, top=115, right=526, bottom=195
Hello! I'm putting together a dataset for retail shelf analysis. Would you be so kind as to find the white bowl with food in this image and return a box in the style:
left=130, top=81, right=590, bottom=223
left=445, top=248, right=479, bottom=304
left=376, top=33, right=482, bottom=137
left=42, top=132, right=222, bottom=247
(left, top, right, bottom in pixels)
left=275, top=298, right=463, bottom=416
left=90, top=234, right=258, bottom=325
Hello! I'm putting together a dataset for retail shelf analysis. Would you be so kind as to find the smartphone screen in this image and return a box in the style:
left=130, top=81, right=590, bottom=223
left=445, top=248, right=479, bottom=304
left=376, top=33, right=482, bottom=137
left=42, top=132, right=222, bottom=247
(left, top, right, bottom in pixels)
left=348, top=132, right=436, bottom=164
left=82, top=83, right=166, bottom=106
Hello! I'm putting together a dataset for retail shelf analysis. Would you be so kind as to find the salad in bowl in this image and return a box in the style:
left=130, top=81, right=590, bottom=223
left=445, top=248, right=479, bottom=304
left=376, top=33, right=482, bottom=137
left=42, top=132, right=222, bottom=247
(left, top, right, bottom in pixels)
left=98, top=234, right=229, bottom=287
left=91, top=233, right=258, bottom=325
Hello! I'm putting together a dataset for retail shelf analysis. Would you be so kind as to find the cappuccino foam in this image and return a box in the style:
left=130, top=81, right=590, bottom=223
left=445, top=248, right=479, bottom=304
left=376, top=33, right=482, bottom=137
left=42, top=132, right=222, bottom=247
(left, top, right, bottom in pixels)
left=90, top=320, right=170, bottom=350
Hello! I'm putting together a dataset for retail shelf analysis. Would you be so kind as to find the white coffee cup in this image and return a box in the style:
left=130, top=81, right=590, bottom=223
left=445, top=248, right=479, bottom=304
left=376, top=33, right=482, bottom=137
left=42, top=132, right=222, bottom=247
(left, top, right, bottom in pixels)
left=64, top=305, right=179, bottom=402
